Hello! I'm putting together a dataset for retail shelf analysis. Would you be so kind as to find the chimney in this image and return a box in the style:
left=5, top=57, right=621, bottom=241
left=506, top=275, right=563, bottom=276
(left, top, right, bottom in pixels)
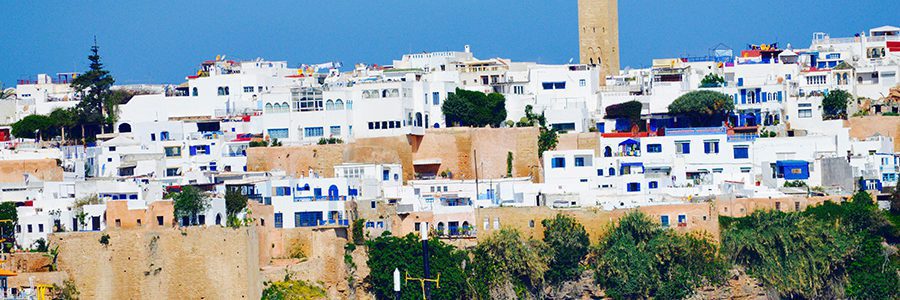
left=464, top=45, right=471, bottom=53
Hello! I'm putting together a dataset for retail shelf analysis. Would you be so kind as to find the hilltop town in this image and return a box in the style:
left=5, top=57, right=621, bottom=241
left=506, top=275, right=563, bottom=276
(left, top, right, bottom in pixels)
left=1, top=1, right=900, bottom=299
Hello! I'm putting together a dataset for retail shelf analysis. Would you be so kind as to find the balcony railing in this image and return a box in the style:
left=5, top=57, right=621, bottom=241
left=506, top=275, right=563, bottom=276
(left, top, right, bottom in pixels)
left=318, top=219, right=350, bottom=226
left=293, top=196, right=346, bottom=202
left=664, top=127, right=726, bottom=136
left=727, top=134, right=758, bottom=143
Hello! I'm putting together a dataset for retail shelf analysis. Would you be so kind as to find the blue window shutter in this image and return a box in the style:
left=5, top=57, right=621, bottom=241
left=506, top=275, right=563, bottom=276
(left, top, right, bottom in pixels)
left=682, top=143, right=690, bottom=154
left=704, top=142, right=710, bottom=153
left=189, top=146, right=197, bottom=156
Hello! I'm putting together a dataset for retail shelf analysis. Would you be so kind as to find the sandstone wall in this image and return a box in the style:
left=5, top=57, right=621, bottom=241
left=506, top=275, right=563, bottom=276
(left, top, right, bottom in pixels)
left=0, top=159, right=62, bottom=183
left=848, top=116, right=900, bottom=150
left=476, top=202, right=719, bottom=243
left=414, top=127, right=541, bottom=181
left=258, top=227, right=352, bottom=299
left=247, top=128, right=541, bottom=182
left=51, top=227, right=261, bottom=299
left=556, top=132, right=600, bottom=155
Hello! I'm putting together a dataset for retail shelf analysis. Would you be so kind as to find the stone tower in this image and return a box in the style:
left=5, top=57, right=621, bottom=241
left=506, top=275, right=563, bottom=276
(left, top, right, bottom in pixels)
left=578, top=0, right=620, bottom=79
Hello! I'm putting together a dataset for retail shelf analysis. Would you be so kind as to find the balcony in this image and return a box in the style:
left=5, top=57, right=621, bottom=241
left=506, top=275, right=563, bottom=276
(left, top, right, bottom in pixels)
left=293, top=196, right=347, bottom=202
left=664, top=127, right=726, bottom=136
left=727, top=134, right=758, bottom=143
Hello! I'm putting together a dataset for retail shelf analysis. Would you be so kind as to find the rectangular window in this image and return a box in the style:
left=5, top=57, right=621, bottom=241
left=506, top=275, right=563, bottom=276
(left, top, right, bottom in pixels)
left=164, top=146, right=181, bottom=157
left=597, top=169, right=603, bottom=176
left=551, top=157, right=566, bottom=168
left=432, top=92, right=440, bottom=105
left=243, top=86, right=254, bottom=93
left=733, top=146, right=749, bottom=159
left=268, top=128, right=289, bottom=139
left=274, top=213, right=283, bottom=228
left=677, top=215, right=686, bottom=224
left=675, top=141, right=690, bottom=154
left=703, top=140, right=719, bottom=154
left=798, top=109, right=813, bottom=118
left=646, top=144, right=662, bottom=153
left=383, top=170, right=390, bottom=181
left=626, top=182, right=641, bottom=192
left=330, top=126, right=341, bottom=136
left=649, top=181, right=658, bottom=189
left=166, top=168, right=180, bottom=177
left=740, top=167, right=752, bottom=173
left=304, top=127, right=324, bottom=137
left=579, top=79, right=586, bottom=87
left=574, top=157, right=585, bottom=167
left=660, top=215, right=669, bottom=227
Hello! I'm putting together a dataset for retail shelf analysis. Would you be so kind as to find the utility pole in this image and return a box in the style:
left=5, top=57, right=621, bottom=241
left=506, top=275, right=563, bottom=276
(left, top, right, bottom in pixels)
left=405, top=222, right=439, bottom=300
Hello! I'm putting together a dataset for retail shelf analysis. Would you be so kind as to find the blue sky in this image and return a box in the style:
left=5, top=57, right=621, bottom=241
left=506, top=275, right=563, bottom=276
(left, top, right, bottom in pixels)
left=2, top=1, right=898, bottom=85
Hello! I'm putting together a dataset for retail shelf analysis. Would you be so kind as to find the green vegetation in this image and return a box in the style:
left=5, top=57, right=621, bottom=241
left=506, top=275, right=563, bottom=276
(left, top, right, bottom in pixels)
left=171, top=186, right=211, bottom=226
left=317, top=137, right=343, bottom=145
left=823, top=89, right=852, bottom=120
left=32, top=238, right=49, bottom=252
left=10, top=114, right=55, bottom=140
left=699, top=73, right=725, bottom=88
left=51, top=279, right=80, bottom=300
left=442, top=88, right=506, bottom=128
left=721, top=191, right=899, bottom=299
left=43, top=245, right=60, bottom=271
left=506, top=152, right=513, bottom=177
left=351, top=218, right=366, bottom=245
left=469, top=228, right=548, bottom=299
left=604, top=100, right=643, bottom=127
left=71, top=41, right=116, bottom=136
left=783, top=180, right=807, bottom=187
left=224, top=189, right=248, bottom=218
left=262, top=271, right=327, bottom=300
left=365, top=233, right=468, bottom=299
left=882, top=112, right=899, bottom=116
left=0, top=202, right=17, bottom=252
left=513, top=105, right=558, bottom=157
left=667, top=90, right=734, bottom=126
left=99, top=233, right=110, bottom=246
left=542, top=214, right=590, bottom=284
left=594, top=212, right=726, bottom=300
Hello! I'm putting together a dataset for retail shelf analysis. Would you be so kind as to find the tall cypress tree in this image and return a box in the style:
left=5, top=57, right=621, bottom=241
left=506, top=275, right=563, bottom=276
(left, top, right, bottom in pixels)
left=71, top=38, right=115, bottom=139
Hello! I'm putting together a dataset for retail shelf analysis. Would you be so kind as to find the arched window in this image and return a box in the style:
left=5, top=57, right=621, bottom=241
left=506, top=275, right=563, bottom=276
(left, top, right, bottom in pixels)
left=118, top=123, right=132, bottom=133
left=215, top=214, right=222, bottom=225
left=191, top=87, right=198, bottom=96
left=608, top=167, right=615, bottom=176
left=325, top=100, right=335, bottom=110
left=334, top=99, right=344, bottom=110
left=437, top=222, right=445, bottom=235
left=382, top=89, right=389, bottom=98
left=272, top=103, right=281, bottom=112
left=346, top=100, right=353, bottom=110
left=604, top=146, right=612, bottom=157
left=217, top=87, right=225, bottom=96
left=265, top=103, right=273, bottom=112
left=281, top=102, right=289, bottom=112
left=842, top=73, right=848, bottom=85
left=224, top=87, right=230, bottom=95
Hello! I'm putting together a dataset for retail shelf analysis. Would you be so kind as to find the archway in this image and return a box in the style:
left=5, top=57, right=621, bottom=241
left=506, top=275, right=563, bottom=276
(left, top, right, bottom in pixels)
left=215, top=213, right=222, bottom=225
left=118, top=123, right=132, bottom=133
left=328, top=185, right=339, bottom=200
left=415, top=112, right=423, bottom=127
left=604, top=146, right=612, bottom=157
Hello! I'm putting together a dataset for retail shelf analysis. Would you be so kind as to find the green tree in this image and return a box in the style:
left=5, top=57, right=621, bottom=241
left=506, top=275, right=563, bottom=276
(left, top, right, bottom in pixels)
left=49, top=108, right=78, bottom=141
left=0, top=202, right=17, bottom=252
left=365, top=234, right=468, bottom=299
left=224, top=189, right=248, bottom=217
left=11, top=114, right=55, bottom=140
left=722, top=208, right=857, bottom=298
left=823, top=89, right=852, bottom=120
left=699, top=73, right=725, bottom=88
left=70, top=40, right=115, bottom=136
left=604, top=100, right=643, bottom=126
left=442, top=88, right=506, bottom=127
left=595, top=212, right=726, bottom=300
left=469, top=228, right=548, bottom=299
left=542, top=214, right=589, bottom=284
left=171, top=186, right=211, bottom=226
left=667, top=90, right=734, bottom=127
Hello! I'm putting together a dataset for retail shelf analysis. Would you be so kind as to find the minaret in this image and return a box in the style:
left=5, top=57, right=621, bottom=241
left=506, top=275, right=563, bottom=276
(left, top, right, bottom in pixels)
left=578, top=0, right=620, bottom=82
